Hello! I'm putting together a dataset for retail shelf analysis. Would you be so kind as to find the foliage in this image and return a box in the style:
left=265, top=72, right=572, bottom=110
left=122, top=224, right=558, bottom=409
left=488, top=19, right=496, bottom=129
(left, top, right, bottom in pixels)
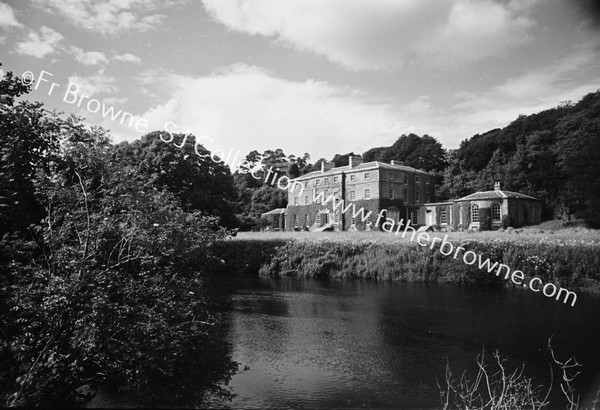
left=441, top=91, right=600, bottom=225
left=110, top=131, right=238, bottom=228
left=253, top=233, right=600, bottom=293
left=363, top=133, right=448, bottom=172
left=0, top=66, right=238, bottom=407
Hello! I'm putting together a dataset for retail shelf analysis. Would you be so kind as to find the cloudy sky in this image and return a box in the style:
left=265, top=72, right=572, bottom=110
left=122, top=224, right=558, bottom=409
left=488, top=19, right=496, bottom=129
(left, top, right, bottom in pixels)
left=2, top=0, right=600, bottom=160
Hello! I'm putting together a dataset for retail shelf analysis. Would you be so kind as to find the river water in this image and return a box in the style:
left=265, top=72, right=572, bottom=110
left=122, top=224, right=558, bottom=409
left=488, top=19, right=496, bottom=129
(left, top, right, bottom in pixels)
left=90, top=277, right=600, bottom=409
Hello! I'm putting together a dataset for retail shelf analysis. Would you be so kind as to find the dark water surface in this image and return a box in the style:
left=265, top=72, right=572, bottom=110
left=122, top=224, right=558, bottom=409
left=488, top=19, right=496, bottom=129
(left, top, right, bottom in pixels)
left=90, top=277, right=600, bottom=409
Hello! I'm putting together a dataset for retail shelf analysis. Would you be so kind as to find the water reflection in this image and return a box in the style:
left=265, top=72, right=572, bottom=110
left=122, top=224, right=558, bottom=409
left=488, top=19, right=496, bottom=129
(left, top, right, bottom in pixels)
left=221, top=277, right=600, bottom=409
left=87, top=277, right=600, bottom=408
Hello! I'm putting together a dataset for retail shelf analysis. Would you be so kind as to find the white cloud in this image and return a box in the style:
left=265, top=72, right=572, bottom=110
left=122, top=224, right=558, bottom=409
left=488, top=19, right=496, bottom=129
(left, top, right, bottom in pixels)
left=0, top=2, right=22, bottom=28
left=107, top=64, right=405, bottom=157
left=113, top=52, right=141, bottom=63
left=103, top=96, right=129, bottom=105
left=69, top=46, right=109, bottom=65
left=16, top=26, right=62, bottom=58
left=68, top=71, right=118, bottom=97
left=201, top=0, right=536, bottom=71
left=34, top=0, right=184, bottom=34
left=433, top=45, right=600, bottom=145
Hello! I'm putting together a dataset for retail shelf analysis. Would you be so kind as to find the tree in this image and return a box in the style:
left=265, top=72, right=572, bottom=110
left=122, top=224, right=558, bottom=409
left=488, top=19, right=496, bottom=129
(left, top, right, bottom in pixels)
left=0, top=66, right=238, bottom=406
left=0, top=64, right=63, bottom=235
left=111, top=131, right=238, bottom=228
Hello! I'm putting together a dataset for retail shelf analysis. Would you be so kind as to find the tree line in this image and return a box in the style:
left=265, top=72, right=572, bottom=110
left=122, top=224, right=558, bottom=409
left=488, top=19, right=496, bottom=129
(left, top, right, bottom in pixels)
left=231, top=92, right=600, bottom=229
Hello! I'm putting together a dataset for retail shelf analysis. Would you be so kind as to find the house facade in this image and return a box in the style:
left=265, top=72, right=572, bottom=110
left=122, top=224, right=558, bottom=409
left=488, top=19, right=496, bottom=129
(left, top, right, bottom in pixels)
left=284, top=157, right=435, bottom=231
left=260, top=208, right=286, bottom=231
left=422, top=182, right=542, bottom=230
left=270, top=157, right=542, bottom=232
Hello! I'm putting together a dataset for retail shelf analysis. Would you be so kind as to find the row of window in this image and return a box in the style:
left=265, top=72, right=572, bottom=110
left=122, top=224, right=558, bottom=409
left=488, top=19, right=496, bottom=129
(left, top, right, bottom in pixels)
left=436, top=203, right=502, bottom=225
left=293, top=210, right=374, bottom=228
left=469, top=203, right=502, bottom=223
left=304, top=172, right=431, bottom=187
left=293, top=187, right=431, bottom=205
left=293, top=203, right=503, bottom=228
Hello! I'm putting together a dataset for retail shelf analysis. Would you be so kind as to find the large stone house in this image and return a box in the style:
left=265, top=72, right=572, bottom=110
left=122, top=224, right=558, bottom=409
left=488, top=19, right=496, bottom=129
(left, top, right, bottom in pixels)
left=264, top=157, right=542, bottom=232
left=284, top=156, right=435, bottom=231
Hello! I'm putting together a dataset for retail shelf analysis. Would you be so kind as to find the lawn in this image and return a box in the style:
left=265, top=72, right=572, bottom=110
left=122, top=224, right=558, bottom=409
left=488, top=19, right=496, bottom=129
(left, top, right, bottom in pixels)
left=235, top=221, right=600, bottom=245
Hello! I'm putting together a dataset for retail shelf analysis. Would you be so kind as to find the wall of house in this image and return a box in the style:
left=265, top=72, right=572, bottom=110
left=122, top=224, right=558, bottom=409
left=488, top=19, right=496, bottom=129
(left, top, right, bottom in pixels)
left=507, top=198, right=542, bottom=227
left=286, top=164, right=431, bottom=231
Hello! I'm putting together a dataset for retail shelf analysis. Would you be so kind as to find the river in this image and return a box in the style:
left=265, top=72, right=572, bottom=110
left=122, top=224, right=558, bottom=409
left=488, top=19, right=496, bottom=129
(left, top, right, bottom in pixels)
left=89, top=277, right=600, bottom=409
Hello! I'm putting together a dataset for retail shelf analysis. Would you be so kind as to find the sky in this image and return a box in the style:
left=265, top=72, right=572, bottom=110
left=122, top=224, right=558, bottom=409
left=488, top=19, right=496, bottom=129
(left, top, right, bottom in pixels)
left=1, top=0, right=600, bottom=161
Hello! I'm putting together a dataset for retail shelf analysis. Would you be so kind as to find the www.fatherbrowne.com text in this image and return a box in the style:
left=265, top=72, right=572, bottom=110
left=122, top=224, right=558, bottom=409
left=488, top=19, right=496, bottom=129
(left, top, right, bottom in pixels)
left=307, top=190, right=578, bottom=307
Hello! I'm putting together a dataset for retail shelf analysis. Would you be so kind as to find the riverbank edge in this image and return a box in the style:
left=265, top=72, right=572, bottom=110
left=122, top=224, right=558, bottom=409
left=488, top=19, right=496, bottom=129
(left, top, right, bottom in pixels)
left=212, top=238, right=600, bottom=294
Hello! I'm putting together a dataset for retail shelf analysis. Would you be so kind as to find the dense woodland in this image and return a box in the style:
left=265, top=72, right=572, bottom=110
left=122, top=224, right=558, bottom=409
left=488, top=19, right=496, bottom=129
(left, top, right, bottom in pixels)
left=0, top=63, right=599, bottom=405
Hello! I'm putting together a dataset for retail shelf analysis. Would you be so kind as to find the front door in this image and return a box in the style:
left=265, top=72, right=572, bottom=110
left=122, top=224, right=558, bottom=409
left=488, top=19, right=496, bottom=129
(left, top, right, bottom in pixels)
left=426, top=211, right=433, bottom=226
left=320, top=213, right=329, bottom=226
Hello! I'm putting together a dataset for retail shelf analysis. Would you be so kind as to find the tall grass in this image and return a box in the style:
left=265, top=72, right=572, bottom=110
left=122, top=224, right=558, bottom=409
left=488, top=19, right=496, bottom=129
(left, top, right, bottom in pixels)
left=251, top=235, right=600, bottom=293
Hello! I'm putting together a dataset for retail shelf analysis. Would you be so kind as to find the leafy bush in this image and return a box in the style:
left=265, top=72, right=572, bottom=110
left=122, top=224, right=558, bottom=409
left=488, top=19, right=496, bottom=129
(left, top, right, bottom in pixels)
left=0, top=68, right=238, bottom=407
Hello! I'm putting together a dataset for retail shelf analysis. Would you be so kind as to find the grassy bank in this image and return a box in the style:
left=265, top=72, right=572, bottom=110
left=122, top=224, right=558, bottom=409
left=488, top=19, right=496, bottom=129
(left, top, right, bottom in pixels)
left=226, top=226, right=600, bottom=294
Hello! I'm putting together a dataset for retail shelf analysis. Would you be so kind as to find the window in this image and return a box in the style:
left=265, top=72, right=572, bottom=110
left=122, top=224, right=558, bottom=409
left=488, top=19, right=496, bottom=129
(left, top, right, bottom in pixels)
left=411, top=210, right=419, bottom=224
left=304, top=181, right=309, bottom=187
left=304, top=214, right=309, bottom=226
left=425, top=177, right=430, bottom=185
left=404, top=174, right=408, bottom=184
left=334, top=191, right=340, bottom=199
left=305, top=195, right=309, bottom=205
left=333, top=176, right=338, bottom=183
left=403, top=188, right=408, bottom=199
left=365, top=189, right=371, bottom=199
left=316, top=193, right=321, bottom=204
left=325, top=177, right=330, bottom=184
left=389, top=172, right=394, bottom=181
left=364, top=172, right=370, bottom=180
left=389, top=189, right=395, bottom=199
left=350, top=174, right=356, bottom=182
left=441, top=208, right=448, bottom=224
left=471, top=204, right=479, bottom=223
left=426, top=191, right=431, bottom=202
left=316, top=179, right=320, bottom=186
left=415, top=176, right=420, bottom=184
left=350, top=191, right=356, bottom=201
left=334, top=211, right=340, bottom=224
left=492, top=203, right=501, bottom=221
left=351, top=215, right=356, bottom=225
left=416, top=189, right=420, bottom=203
left=294, top=214, right=298, bottom=227
left=294, top=197, right=298, bottom=205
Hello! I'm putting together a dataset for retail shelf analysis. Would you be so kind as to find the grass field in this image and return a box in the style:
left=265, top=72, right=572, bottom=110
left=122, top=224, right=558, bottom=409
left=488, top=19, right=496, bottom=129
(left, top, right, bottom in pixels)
left=235, top=221, right=600, bottom=245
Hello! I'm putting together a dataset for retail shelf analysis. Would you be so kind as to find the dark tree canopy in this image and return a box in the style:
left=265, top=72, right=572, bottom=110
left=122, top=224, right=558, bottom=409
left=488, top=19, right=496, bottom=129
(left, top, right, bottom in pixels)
left=363, top=134, right=447, bottom=172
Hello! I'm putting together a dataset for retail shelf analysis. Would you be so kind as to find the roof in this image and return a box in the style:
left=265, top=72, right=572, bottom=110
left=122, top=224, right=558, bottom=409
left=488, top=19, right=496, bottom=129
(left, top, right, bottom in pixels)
left=423, top=201, right=454, bottom=206
left=261, top=208, right=286, bottom=217
left=456, top=190, right=540, bottom=201
left=293, top=161, right=431, bottom=181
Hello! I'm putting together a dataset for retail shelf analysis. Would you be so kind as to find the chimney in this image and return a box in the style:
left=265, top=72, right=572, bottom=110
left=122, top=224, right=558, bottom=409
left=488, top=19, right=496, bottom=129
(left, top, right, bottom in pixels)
left=349, top=155, right=363, bottom=168
left=391, top=160, right=405, bottom=166
left=494, top=181, right=501, bottom=191
left=321, top=161, right=334, bottom=173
